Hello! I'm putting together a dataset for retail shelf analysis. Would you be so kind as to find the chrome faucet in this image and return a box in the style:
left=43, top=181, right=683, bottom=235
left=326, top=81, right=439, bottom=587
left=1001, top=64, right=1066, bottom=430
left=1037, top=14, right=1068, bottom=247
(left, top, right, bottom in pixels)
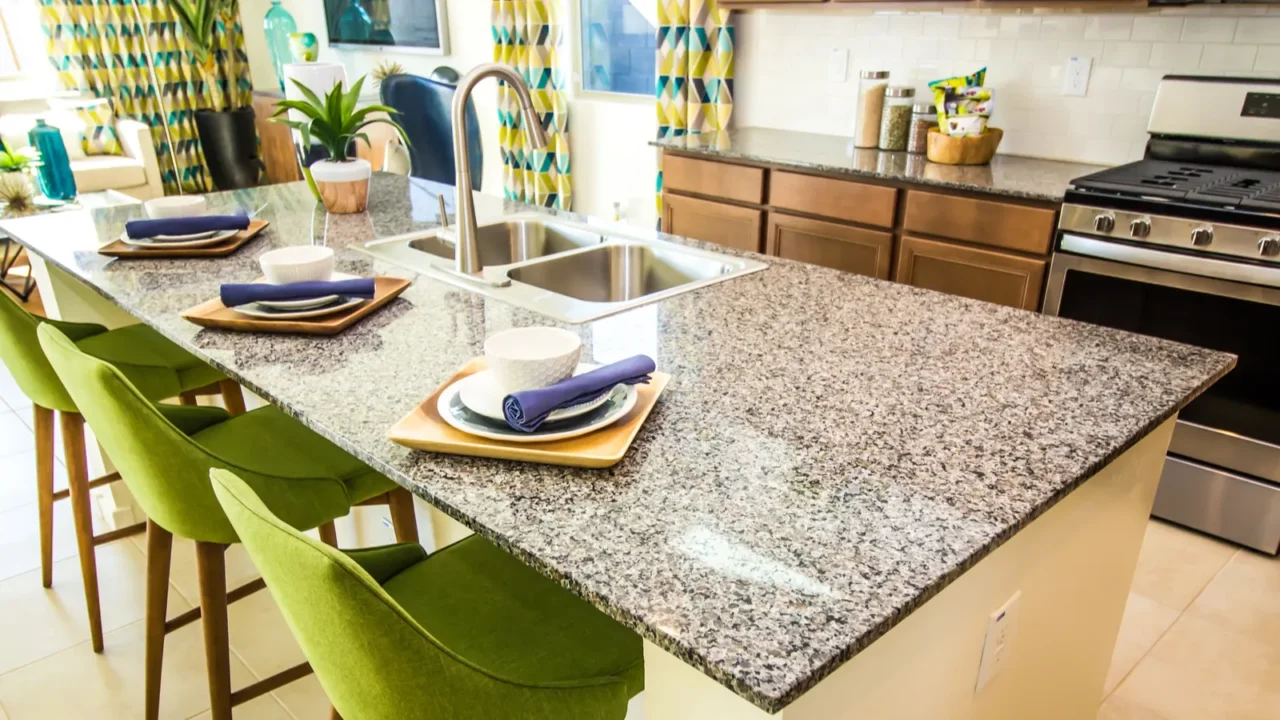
left=450, top=63, right=549, bottom=279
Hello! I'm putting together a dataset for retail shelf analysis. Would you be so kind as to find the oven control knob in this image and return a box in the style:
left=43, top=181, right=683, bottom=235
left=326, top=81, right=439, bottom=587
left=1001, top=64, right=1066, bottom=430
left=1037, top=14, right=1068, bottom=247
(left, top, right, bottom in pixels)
left=1094, top=213, right=1116, bottom=233
left=1259, top=236, right=1280, bottom=258
left=1129, top=217, right=1152, bottom=238
left=1191, top=226, right=1214, bottom=247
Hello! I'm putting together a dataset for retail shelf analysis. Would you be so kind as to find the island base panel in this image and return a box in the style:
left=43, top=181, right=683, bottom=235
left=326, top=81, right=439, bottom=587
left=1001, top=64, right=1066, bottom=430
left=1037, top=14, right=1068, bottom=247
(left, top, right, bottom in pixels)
left=644, top=417, right=1175, bottom=719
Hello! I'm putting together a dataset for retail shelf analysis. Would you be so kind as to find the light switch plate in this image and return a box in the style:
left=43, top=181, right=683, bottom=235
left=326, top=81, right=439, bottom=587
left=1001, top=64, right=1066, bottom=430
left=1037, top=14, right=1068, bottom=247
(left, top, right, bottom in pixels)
left=975, top=591, right=1021, bottom=693
left=829, top=49, right=849, bottom=83
left=1063, top=56, right=1092, bottom=97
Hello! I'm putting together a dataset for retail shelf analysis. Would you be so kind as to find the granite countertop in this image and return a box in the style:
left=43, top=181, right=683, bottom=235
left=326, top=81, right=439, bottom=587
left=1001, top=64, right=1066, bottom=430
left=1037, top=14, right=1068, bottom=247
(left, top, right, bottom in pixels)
left=0, top=176, right=1232, bottom=713
left=652, top=127, right=1110, bottom=202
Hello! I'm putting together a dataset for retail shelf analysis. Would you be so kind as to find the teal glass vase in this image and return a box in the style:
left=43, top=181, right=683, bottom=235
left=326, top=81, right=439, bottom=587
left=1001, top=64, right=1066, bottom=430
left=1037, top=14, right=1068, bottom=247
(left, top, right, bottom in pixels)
left=28, top=119, right=76, bottom=201
left=264, top=0, right=297, bottom=93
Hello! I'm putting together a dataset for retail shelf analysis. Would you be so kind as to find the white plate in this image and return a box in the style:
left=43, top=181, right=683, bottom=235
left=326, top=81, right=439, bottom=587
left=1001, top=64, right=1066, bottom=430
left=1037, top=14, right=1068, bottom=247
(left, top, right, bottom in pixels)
left=255, top=272, right=360, bottom=310
left=231, top=296, right=366, bottom=320
left=121, top=228, right=239, bottom=249
left=153, top=229, right=219, bottom=241
left=456, top=363, right=613, bottom=422
left=438, top=381, right=637, bottom=443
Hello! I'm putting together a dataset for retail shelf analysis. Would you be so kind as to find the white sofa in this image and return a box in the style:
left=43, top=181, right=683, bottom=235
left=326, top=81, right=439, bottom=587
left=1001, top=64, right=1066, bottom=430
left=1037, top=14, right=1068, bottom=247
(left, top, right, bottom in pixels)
left=70, top=119, right=164, bottom=200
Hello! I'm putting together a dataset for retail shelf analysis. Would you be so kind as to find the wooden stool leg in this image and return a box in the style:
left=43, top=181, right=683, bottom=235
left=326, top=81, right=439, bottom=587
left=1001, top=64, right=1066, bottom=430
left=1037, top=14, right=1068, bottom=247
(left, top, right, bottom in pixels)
left=195, top=541, right=233, bottom=720
left=218, top=380, right=246, bottom=416
left=179, top=391, right=198, bottom=406
left=61, top=411, right=104, bottom=653
left=318, top=521, right=338, bottom=548
left=144, top=521, right=173, bottom=720
left=33, top=405, right=55, bottom=588
left=386, top=488, right=419, bottom=544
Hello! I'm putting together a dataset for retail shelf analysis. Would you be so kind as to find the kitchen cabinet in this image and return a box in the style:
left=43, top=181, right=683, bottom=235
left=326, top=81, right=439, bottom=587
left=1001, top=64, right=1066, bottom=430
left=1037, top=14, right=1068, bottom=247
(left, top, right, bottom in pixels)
left=663, top=154, right=765, bottom=205
left=895, top=235, right=1046, bottom=311
left=904, top=189, right=1056, bottom=255
left=770, top=171, right=898, bottom=228
left=661, top=193, right=764, bottom=253
left=766, top=213, right=892, bottom=279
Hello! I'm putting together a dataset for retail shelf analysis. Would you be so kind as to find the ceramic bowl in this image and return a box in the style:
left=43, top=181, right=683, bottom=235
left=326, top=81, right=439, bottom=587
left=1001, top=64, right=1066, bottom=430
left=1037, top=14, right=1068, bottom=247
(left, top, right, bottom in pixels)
left=143, top=196, right=207, bottom=219
left=258, top=246, right=335, bottom=285
left=483, top=327, right=582, bottom=395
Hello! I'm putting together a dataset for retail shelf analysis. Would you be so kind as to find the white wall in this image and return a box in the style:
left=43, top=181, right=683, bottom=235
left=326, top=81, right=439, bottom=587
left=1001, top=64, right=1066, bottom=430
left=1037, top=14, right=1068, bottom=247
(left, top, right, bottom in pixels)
left=239, top=0, right=658, bottom=225
left=736, top=7, right=1280, bottom=166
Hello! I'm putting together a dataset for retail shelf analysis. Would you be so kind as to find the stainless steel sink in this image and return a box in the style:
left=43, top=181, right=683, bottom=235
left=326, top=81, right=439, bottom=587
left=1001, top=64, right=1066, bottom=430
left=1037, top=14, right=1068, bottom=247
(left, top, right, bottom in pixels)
left=360, top=213, right=767, bottom=323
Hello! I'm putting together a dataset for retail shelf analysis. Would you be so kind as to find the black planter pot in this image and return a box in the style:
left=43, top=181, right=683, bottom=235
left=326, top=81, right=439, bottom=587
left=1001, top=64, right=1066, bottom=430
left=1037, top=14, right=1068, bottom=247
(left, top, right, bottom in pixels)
left=195, top=107, right=263, bottom=190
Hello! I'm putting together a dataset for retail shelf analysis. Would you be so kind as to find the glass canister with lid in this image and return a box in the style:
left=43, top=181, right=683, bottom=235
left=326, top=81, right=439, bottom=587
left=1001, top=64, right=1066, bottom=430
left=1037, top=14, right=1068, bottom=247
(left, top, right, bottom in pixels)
left=853, top=70, right=890, bottom=149
left=907, top=103, right=937, bottom=154
left=878, top=87, right=915, bottom=152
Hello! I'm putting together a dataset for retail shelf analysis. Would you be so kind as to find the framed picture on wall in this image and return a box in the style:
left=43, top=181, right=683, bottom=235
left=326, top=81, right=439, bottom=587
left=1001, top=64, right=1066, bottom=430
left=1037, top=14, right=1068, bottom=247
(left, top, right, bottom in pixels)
left=324, top=0, right=450, bottom=55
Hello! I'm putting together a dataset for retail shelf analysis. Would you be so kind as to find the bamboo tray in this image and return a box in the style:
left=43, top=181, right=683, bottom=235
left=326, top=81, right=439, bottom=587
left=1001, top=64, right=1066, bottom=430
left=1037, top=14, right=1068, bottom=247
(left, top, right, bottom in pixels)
left=388, top=357, right=670, bottom=468
left=180, top=276, right=410, bottom=335
left=98, top=220, right=270, bottom=258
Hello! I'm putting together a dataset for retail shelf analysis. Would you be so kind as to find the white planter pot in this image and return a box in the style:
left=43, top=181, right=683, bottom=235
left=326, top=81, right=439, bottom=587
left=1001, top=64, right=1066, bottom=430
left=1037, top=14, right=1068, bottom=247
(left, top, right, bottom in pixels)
left=310, top=157, right=371, bottom=214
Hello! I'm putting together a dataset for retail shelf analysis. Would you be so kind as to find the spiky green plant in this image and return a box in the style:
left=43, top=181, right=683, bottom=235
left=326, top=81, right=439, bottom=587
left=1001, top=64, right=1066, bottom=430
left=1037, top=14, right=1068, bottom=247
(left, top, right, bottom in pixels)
left=271, top=75, right=410, bottom=163
left=167, top=0, right=248, bottom=111
left=372, top=60, right=405, bottom=90
left=0, top=148, right=42, bottom=173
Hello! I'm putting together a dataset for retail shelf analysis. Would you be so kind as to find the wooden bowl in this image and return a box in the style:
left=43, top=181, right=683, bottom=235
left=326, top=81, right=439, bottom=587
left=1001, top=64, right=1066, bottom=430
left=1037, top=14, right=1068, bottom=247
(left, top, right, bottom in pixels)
left=926, top=127, right=1003, bottom=166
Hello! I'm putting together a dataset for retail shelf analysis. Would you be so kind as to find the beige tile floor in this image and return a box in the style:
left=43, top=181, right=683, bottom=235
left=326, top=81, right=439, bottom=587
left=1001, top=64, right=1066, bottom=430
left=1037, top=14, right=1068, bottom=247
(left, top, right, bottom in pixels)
left=2, top=360, right=1278, bottom=718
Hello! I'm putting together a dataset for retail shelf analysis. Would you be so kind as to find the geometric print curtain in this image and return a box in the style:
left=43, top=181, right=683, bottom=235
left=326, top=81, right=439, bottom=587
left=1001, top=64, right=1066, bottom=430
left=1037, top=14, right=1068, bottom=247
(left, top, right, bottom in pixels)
left=655, top=0, right=733, bottom=213
left=40, top=0, right=252, bottom=194
left=492, top=0, right=572, bottom=211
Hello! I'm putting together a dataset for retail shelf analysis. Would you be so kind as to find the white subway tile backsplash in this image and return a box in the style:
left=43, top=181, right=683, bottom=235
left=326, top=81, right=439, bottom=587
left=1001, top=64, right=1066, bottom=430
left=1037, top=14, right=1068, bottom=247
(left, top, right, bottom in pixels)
left=1103, top=41, right=1153, bottom=67
left=960, top=16, right=1001, bottom=40
left=999, top=17, right=1040, bottom=39
left=1131, top=17, right=1184, bottom=42
left=1149, top=43, right=1203, bottom=71
left=1059, top=40, right=1106, bottom=60
left=1120, top=67, right=1166, bottom=92
left=1200, top=43, right=1258, bottom=71
left=1256, top=46, right=1280, bottom=73
left=924, top=15, right=962, bottom=38
left=1085, top=16, right=1133, bottom=41
left=889, top=15, right=925, bottom=37
left=853, top=16, right=889, bottom=38
left=1015, top=39, right=1061, bottom=64
left=1233, top=17, right=1280, bottom=44
left=1040, top=17, right=1087, bottom=40
left=1090, top=66, right=1124, bottom=91
left=1181, top=17, right=1238, bottom=43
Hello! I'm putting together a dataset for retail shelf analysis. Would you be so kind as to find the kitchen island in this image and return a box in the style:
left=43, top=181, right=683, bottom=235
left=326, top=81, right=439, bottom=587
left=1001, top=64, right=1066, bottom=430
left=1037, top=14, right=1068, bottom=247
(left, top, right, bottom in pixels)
left=1, top=175, right=1232, bottom=718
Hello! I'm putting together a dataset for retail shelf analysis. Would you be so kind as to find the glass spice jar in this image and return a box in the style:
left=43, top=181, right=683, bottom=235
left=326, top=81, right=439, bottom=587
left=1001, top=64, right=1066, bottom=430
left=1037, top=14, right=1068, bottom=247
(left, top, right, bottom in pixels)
left=853, top=70, right=890, bottom=149
left=906, top=103, right=937, bottom=155
left=878, top=87, right=915, bottom=152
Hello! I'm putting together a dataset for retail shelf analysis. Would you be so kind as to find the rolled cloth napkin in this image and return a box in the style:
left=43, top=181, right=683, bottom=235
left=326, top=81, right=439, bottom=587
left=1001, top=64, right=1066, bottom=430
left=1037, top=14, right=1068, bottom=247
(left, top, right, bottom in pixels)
left=126, top=212, right=250, bottom=239
left=503, top=354, right=655, bottom=433
left=219, top=277, right=376, bottom=308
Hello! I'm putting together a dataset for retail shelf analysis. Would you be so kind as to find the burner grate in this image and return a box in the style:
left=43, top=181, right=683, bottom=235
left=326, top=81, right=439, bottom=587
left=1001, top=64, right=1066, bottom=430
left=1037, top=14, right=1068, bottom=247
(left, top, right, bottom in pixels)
left=1073, top=160, right=1280, bottom=211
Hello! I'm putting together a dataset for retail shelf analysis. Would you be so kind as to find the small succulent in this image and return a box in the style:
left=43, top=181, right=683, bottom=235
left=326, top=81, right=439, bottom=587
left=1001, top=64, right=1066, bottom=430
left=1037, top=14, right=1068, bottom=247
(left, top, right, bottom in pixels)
left=372, top=60, right=405, bottom=89
left=0, top=147, right=42, bottom=173
left=271, top=75, right=409, bottom=163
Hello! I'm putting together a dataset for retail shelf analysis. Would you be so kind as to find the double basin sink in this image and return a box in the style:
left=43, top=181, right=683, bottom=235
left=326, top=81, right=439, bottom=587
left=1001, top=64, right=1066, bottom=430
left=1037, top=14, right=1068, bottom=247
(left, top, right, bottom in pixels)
left=359, top=213, right=768, bottom=323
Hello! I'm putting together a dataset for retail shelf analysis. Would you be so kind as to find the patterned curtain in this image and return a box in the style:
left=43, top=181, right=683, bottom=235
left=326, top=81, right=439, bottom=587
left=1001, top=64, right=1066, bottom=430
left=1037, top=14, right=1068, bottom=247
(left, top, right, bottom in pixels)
left=655, top=0, right=733, bottom=213
left=41, top=0, right=252, bottom=194
left=492, top=0, right=572, bottom=211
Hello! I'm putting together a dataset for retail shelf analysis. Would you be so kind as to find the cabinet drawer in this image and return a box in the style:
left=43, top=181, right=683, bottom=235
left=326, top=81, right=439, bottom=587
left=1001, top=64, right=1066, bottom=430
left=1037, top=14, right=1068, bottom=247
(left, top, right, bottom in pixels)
left=662, top=193, right=763, bottom=253
left=894, top=235, right=1046, bottom=311
left=903, top=190, right=1056, bottom=255
left=769, top=171, right=897, bottom=228
left=662, top=154, right=765, bottom=205
left=766, top=213, right=892, bottom=279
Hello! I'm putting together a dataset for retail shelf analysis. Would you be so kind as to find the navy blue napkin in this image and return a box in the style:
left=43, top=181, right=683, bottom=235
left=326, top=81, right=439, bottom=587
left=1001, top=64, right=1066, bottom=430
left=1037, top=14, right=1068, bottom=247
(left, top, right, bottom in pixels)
left=219, top=278, right=376, bottom=308
left=503, top=354, right=655, bottom=433
left=126, top=212, right=250, bottom=240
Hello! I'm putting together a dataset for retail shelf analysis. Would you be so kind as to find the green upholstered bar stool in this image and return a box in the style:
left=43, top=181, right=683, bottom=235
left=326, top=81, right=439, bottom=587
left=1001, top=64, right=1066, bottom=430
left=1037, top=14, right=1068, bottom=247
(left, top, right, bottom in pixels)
left=0, top=290, right=243, bottom=653
left=210, top=468, right=644, bottom=720
left=37, top=324, right=420, bottom=720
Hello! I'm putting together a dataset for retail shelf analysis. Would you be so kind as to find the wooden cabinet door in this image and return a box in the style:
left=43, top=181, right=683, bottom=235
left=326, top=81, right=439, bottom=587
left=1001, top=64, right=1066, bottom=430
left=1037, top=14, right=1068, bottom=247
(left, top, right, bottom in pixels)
left=766, top=213, right=892, bottom=279
left=903, top=190, right=1057, bottom=255
left=895, top=235, right=1046, bottom=311
left=661, top=193, right=763, bottom=253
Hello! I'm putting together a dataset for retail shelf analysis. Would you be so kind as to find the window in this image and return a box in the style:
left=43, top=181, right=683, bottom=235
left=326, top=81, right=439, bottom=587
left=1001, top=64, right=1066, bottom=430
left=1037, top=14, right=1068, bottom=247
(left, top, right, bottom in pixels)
left=580, top=0, right=656, bottom=97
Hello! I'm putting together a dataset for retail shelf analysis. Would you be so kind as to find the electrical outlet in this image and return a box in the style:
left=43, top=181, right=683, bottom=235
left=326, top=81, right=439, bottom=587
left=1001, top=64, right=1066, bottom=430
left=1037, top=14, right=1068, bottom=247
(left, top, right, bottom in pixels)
left=975, top=591, right=1021, bottom=693
left=1063, top=57, right=1092, bottom=97
left=829, top=49, right=849, bottom=83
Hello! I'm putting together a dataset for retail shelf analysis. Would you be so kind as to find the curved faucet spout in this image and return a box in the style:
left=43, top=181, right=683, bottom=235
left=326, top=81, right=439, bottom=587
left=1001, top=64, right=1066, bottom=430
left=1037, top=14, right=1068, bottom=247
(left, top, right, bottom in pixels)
left=452, top=63, right=550, bottom=278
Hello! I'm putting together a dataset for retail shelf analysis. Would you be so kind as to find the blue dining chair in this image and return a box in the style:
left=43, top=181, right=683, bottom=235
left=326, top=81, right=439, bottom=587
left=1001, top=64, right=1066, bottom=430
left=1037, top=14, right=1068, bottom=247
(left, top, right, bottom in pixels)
left=380, top=73, right=482, bottom=190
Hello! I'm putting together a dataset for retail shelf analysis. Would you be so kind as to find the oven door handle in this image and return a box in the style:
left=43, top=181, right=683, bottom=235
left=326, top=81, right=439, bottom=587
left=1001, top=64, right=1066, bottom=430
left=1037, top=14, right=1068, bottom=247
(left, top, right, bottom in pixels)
left=1059, top=234, right=1280, bottom=290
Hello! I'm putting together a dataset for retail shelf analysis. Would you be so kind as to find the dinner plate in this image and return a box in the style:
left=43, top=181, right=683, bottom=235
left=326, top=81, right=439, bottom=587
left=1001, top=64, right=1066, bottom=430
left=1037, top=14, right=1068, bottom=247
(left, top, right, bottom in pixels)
left=455, top=364, right=613, bottom=423
left=231, top=296, right=366, bottom=320
left=255, top=272, right=360, bottom=310
left=438, top=381, right=637, bottom=443
left=153, top=229, right=220, bottom=241
left=121, top=228, right=239, bottom=249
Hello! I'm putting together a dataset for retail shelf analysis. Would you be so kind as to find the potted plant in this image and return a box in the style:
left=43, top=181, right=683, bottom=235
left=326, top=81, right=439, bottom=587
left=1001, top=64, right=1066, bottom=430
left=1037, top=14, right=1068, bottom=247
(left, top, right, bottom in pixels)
left=0, top=148, right=42, bottom=216
left=169, top=0, right=261, bottom=190
left=271, top=75, right=408, bottom=214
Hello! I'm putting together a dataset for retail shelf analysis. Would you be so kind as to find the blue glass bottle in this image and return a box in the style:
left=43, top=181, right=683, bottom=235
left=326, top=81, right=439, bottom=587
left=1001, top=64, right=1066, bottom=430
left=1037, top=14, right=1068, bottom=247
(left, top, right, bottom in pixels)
left=264, top=0, right=297, bottom=93
left=28, top=119, right=76, bottom=201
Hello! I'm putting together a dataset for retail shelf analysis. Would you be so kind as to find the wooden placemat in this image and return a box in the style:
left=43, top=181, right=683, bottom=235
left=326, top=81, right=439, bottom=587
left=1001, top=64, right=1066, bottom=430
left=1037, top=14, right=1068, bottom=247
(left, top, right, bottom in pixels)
left=389, top=357, right=669, bottom=468
left=180, top=276, right=410, bottom=336
left=98, top=219, right=270, bottom=258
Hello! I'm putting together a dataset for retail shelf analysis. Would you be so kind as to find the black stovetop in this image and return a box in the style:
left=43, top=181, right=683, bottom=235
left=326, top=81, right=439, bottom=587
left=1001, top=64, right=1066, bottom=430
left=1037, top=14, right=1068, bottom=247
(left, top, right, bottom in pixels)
left=1072, top=160, right=1280, bottom=213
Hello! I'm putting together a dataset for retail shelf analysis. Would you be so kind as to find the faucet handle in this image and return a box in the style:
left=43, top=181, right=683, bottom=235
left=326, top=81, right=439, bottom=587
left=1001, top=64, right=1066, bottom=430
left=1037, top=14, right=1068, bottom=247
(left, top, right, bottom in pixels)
left=436, top=194, right=450, bottom=227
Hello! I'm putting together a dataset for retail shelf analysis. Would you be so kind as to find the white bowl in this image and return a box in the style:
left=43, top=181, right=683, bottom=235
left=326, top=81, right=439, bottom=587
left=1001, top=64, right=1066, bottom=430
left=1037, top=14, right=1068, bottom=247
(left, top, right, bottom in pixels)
left=484, top=327, right=582, bottom=395
left=258, top=246, right=335, bottom=285
left=144, top=196, right=207, bottom=219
